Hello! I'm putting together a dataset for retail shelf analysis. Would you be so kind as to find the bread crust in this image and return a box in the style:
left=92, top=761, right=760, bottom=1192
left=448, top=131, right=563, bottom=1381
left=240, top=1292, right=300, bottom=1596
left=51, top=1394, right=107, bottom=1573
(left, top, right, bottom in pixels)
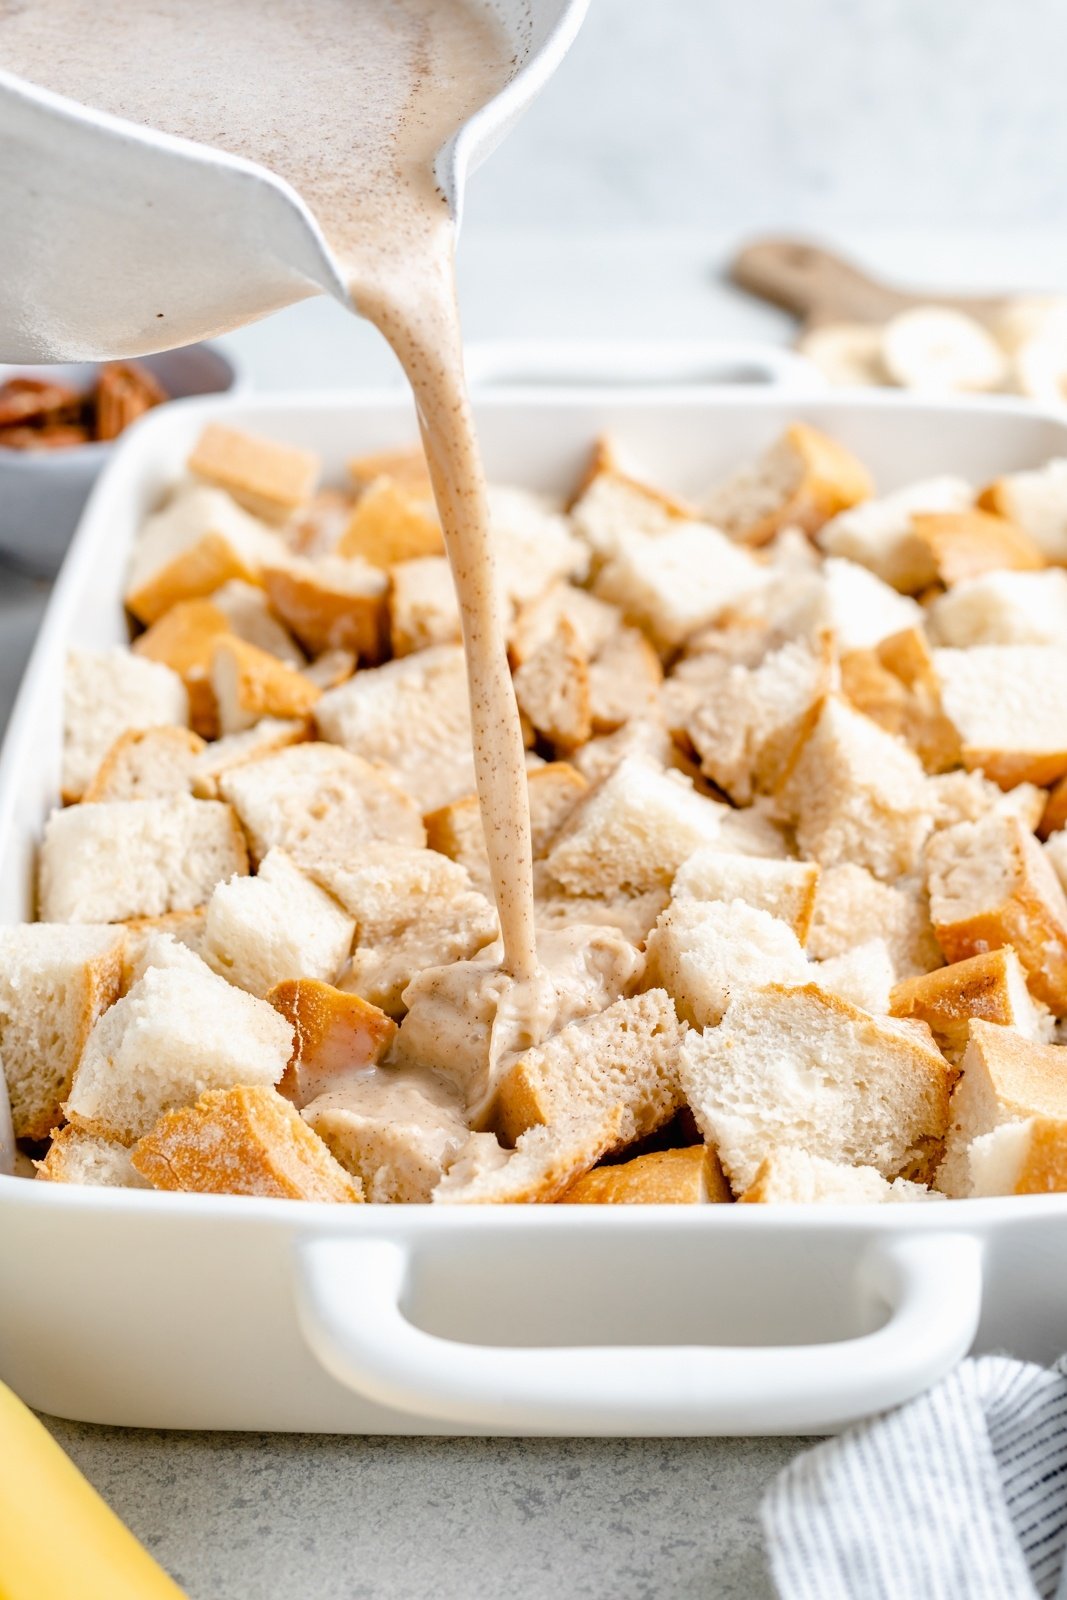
left=559, top=1144, right=730, bottom=1204
left=132, top=1085, right=363, bottom=1201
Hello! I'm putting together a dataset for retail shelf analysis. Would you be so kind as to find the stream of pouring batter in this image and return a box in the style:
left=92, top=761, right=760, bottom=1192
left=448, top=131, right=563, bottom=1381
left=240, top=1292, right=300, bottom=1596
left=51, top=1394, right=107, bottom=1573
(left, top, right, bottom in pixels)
left=0, top=0, right=540, bottom=981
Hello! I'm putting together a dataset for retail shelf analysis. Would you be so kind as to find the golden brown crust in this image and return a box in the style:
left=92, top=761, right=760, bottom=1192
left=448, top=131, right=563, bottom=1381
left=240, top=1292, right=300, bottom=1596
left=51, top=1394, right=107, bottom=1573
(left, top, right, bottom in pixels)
left=840, top=627, right=961, bottom=774
left=16, top=937, right=126, bottom=1142
left=930, top=822, right=1067, bottom=1011
left=126, top=531, right=264, bottom=627
left=908, top=509, right=1045, bottom=587
left=1039, top=776, right=1067, bottom=841
left=737, top=423, right=874, bottom=548
left=559, top=1144, right=731, bottom=1204
left=262, top=563, right=387, bottom=664
left=131, top=1084, right=363, bottom=1201
left=188, top=422, right=320, bottom=523
left=890, top=947, right=1033, bottom=1062
left=211, top=636, right=322, bottom=725
left=1007, top=1117, right=1067, bottom=1194
left=347, top=447, right=432, bottom=496
left=337, top=477, right=444, bottom=566
left=131, top=597, right=232, bottom=732
left=267, top=978, right=397, bottom=1108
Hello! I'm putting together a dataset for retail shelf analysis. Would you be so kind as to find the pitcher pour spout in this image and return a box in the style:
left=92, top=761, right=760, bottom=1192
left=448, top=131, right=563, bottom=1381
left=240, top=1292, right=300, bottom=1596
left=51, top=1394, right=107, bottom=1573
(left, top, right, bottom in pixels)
left=0, top=68, right=354, bottom=363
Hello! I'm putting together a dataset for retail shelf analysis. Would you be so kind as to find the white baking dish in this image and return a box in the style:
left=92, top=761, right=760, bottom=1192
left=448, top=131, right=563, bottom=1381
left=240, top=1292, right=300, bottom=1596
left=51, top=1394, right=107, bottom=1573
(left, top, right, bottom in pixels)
left=4, top=362, right=1067, bottom=1437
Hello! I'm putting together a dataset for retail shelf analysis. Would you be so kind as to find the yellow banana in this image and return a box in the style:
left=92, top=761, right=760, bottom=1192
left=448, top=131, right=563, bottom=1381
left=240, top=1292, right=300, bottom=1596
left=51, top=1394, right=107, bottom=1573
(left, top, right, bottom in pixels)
left=0, top=1377, right=188, bottom=1600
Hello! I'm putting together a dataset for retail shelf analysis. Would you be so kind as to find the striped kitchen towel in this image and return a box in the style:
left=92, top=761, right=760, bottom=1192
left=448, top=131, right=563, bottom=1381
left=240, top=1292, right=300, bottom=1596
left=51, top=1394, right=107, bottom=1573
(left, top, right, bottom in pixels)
left=763, top=1354, right=1067, bottom=1600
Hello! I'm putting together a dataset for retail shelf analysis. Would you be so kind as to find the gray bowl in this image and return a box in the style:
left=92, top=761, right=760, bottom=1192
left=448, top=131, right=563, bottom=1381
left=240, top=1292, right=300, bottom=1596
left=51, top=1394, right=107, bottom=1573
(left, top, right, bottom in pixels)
left=0, top=343, right=240, bottom=577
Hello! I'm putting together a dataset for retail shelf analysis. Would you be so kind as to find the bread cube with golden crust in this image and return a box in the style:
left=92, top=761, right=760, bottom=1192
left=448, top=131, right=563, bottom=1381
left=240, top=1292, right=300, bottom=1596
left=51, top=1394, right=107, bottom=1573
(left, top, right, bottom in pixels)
left=701, top=423, right=873, bottom=548
left=890, top=946, right=1053, bottom=1063
left=926, top=813, right=1067, bottom=1013
left=267, top=978, right=397, bottom=1108
left=560, top=1143, right=730, bottom=1204
left=132, top=1084, right=362, bottom=1201
left=188, top=423, right=320, bottom=523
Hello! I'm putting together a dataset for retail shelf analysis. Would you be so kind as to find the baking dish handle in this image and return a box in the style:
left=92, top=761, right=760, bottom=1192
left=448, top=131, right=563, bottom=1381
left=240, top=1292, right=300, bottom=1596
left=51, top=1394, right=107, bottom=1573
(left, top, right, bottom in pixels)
left=464, top=338, right=825, bottom=393
left=294, top=1230, right=983, bottom=1435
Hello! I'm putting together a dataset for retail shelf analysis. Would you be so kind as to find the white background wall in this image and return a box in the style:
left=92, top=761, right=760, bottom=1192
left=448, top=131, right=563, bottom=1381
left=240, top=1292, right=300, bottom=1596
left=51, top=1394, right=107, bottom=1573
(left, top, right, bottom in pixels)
left=465, top=0, right=1067, bottom=234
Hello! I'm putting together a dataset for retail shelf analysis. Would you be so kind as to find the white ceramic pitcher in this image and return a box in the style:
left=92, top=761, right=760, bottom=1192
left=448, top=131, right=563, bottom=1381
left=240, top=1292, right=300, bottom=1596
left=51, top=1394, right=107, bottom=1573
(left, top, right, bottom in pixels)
left=0, top=0, right=588, bottom=363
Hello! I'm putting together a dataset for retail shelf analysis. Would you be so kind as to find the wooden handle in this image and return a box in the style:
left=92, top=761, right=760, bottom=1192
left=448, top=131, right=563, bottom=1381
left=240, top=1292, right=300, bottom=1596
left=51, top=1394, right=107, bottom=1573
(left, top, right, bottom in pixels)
left=730, top=238, right=914, bottom=325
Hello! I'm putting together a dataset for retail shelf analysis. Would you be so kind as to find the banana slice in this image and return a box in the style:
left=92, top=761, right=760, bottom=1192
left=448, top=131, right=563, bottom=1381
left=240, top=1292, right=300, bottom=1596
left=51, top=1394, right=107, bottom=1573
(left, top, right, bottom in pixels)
left=797, top=322, right=885, bottom=387
left=994, top=295, right=1067, bottom=355
left=881, top=307, right=1007, bottom=394
left=1012, top=332, right=1067, bottom=405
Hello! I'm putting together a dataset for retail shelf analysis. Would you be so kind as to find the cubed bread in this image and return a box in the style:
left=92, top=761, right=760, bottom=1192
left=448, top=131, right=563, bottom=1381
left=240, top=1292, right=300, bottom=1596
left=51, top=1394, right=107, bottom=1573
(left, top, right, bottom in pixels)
left=130, top=598, right=232, bottom=735
left=968, top=1116, right=1067, bottom=1196
left=308, top=846, right=498, bottom=1016
left=569, top=713, right=678, bottom=786
left=65, top=961, right=293, bottom=1142
left=570, top=456, right=690, bottom=560
left=267, top=978, right=397, bottom=1107
left=930, top=768, right=1046, bottom=834
left=979, top=459, right=1067, bottom=562
left=890, top=947, right=1054, bottom=1063
left=490, top=486, right=588, bottom=605
left=427, top=762, right=587, bottom=895
left=932, top=645, right=1067, bottom=787
left=840, top=628, right=960, bottom=774
left=314, top=644, right=474, bottom=812
left=132, top=1084, right=362, bottom=1201
left=337, top=476, right=444, bottom=567
left=432, top=1110, right=625, bottom=1205
left=210, top=578, right=307, bottom=666
left=63, top=647, right=189, bottom=801
left=903, top=509, right=1045, bottom=589
left=513, top=616, right=592, bottom=750
left=120, top=921, right=208, bottom=990
left=189, top=717, right=308, bottom=799
left=681, top=983, right=950, bottom=1192
left=587, top=626, right=663, bottom=733
left=387, top=556, right=461, bottom=657
left=645, top=899, right=808, bottom=1028
left=533, top=872, right=669, bottom=949
left=84, top=725, right=205, bottom=803
left=262, top=554, right=388, bottom=663
left=813, top=939, right=896, bottom=1014
left=937, top=1019, right=1067, bottom=1195
left=303, top=1068, right=469, bottom=1202
left=348, top=447, right=431, bottom=495
left=125, top=485, right=288, bottom=624
left=1041, top=777, right=1067, bottom=842
left=0, top=923, right=125, bottom=1139
left=817, top=475, right=975, bottom=589
left=217, top=741, right=424, bottom=866
left=593, top=523, right=767, bottom=652
left=740, top=1149, right=938, bottom=1204
left=929, top=569, right=1067, bottom=649
left=545, top=755, right=729, bottom=895
left=559, top=1143, right=731, bottom=1204
left=807, top=864, right=942, bottom=977
left=38, top=796, right=249, bottom=924
left=493, top=989, right=685, bottom=1147
left=671, top=849, right=818, bottom=942
left=509, top=582, right=619, bottom=667
left=210, top=636, right=321, bottom=736
left=685, top=632, right=836, bottom=804
left=187, top=422, right=320, bottom=523
left=396, top=925, right=642, bottom=1114
left=778, top=697, right=934, bottom=881
left=701, top=423, right=873, bottom=547
left=814, top=558, right=924, bottom=652
left=202, top=848, right=355, bottom=998
left=35, top=1127, right=149, bottom=1188
left=926, top=813, right=1067, bottom=1013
